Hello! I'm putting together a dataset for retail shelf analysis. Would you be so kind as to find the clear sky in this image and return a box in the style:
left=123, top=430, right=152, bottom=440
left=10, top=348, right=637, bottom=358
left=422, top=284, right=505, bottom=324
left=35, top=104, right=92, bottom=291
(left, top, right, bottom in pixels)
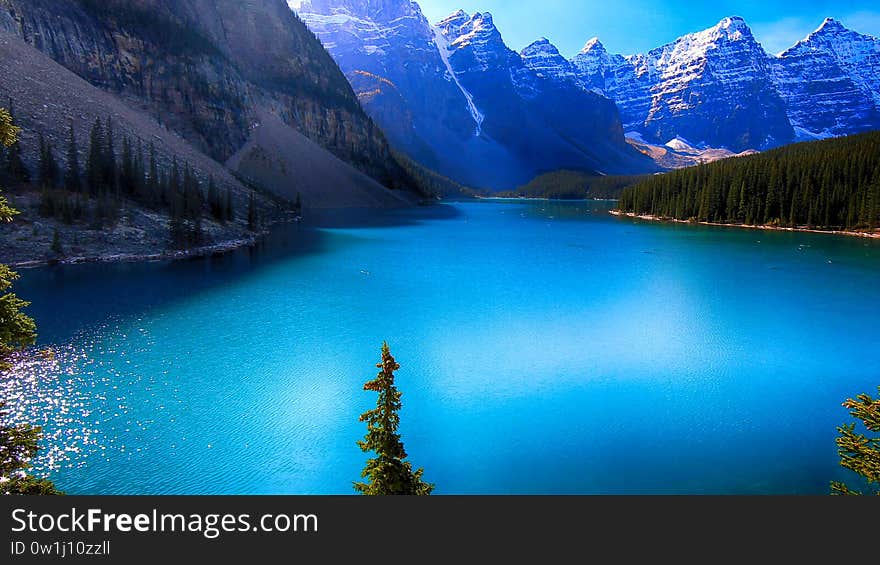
left=415, top=0, right=880, bottom=56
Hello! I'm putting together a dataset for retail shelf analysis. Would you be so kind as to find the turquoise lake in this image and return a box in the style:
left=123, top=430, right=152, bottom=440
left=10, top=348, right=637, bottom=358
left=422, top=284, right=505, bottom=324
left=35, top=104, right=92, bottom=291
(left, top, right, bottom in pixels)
left=5, top=200, right=880, bottom=494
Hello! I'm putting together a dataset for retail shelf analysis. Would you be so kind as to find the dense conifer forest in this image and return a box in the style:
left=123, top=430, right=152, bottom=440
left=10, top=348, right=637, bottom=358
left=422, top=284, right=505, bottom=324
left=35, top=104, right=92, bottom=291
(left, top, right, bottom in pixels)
left=618, top=132, right=880, bottom=232
left=497, top=171, right=647, bottom=200
left=0, top=106, right=262, bottom=251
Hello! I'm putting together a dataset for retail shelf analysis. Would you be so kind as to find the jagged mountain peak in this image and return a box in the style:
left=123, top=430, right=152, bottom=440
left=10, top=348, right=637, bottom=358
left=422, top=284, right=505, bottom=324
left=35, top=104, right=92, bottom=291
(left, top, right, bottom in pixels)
left=690, top=15, right=756, bottom=45
left=580, top=37, right=605, bottom=54
left=437, top=9, right=471, bottom=29
left=436, top=10, right=504, bottom=54
left=299, top=0, right=418, bottom=19
left=780, top=15, right=877, bottom=57
left=522, top=37, right=558, bottom=54
left=816, top=17, right=847, bottom=33
left=521, top=37, right=580, bottom=84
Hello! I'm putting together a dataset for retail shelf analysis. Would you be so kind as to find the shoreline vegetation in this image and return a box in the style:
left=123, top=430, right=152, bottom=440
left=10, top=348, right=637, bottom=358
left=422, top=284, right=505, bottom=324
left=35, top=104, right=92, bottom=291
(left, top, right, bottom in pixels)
left=611, top=210, right=880, bottom=239
left=617, top=133, right=880, bottom=237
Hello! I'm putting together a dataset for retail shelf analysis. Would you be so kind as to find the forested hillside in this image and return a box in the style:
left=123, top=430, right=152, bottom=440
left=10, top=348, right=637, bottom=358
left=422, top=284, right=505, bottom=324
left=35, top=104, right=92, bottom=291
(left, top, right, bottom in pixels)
left=618, top=132, right=880, bottom=232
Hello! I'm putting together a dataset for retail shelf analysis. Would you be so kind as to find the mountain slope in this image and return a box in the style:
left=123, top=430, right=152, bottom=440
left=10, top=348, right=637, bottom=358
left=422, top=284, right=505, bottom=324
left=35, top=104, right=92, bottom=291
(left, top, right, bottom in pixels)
left=0, top=0, right=422, bottom=205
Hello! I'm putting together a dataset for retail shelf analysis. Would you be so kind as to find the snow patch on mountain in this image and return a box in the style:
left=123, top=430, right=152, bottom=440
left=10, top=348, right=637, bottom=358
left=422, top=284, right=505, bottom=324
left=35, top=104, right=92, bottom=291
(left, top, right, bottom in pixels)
left=433, top=24, right=484, bottom=136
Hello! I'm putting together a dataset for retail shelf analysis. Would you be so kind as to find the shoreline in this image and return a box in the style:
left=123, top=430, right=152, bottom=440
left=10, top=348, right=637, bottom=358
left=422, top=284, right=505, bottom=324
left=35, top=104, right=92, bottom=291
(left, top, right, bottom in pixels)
left=9, top=236, right=260, bottom=270
left=611, top=210, right=880, bottom=240
left=477, top=196, right=620, bottom=203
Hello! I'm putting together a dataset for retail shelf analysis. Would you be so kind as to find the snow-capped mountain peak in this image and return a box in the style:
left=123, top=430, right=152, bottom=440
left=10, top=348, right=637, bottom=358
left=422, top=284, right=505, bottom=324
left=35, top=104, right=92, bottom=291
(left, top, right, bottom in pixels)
left=816, top=17, right=847, bottom=33
left=437, top=11, right=500, bottom=52
left=580, top=37, right=605, bottom=54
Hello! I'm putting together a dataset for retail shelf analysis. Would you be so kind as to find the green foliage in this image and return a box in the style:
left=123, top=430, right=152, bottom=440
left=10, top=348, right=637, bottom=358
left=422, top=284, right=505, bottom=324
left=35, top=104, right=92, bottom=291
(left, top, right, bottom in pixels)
left=0, top=264, right=36, bottom=371
left=0, top=113, right=61, bottom=495
left=354, top=343, right=434, bottom=496
left=1, top=104, right=29, bottom=186
left=619, top=132, right=880, bottom=231
left=0, top=107, right=19, bottom=147
left=502, top=170, right=647, bottom=200
left=0, top=403, right=63, bottom=496
left=832, top=387, right=880, bottom=496
left=391, top=150, right=470, bottom=198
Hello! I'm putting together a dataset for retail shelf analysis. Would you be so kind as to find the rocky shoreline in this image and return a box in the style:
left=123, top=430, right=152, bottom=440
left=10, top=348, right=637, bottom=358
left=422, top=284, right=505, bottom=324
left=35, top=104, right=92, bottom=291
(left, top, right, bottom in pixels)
left=9, top=236, right=260, bottom=270
left=611, top=210, right=880, bottom=240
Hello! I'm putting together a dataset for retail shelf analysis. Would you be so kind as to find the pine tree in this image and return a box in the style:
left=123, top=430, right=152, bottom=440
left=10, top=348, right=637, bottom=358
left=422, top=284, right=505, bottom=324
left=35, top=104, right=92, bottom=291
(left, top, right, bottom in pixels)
left=103, top=117, right=117, bottom=194
left=831, top=387, right=880, bottom=496
left=51, top=228, right=62, bottom=256
left=120, top=135, right=134, bottom=196
left=225, top=188, right=234, bottom=223
left=207, top=176, right=223, bottom=222
left=37, top=133, right=59, bottom=189
left=63, top=121, right=82, bottom=194
left=247, top=191, right=258, bottom=231
left=147, top=143, right=159, bottom=205
left=0, top=112, right=61, bottom=494
left=354, top=343, right=434, bottom=496
left=85, top=117, right=104, bottom=196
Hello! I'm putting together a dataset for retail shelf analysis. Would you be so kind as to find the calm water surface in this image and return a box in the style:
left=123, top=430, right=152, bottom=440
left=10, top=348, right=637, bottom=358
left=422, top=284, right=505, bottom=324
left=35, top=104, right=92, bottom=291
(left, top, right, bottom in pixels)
left=5, top=200, right=880, bottom=494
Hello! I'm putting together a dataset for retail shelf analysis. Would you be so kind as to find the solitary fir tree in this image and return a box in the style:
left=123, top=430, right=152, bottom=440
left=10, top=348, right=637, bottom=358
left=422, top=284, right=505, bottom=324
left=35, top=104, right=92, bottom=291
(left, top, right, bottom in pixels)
left=354, top=343, right=434, bottom=496
left=831, top=387, right=880, bottom=496
left=0, top=110, right=61, bottom=495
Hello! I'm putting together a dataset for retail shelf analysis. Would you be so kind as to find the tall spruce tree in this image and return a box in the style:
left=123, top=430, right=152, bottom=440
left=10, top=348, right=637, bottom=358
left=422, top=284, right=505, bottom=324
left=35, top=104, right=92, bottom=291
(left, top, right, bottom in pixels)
left=225, top=188, right=233, bottom=223
left=354, top=343, right=434, bottom=496
left=85, top=117, right=104, bottom=195
left=247, top=191, right=257, bottom=231
left=147, top=142, right=159, bottom=204
left=831, top=387, right=880, bottom=496
left=0, top=110, right=61, bottom=495
left=37, top=133, right=59, bottom=189
left=63, top=121, right=81, bottom=194
left=103, top=117, right=116, bottom=194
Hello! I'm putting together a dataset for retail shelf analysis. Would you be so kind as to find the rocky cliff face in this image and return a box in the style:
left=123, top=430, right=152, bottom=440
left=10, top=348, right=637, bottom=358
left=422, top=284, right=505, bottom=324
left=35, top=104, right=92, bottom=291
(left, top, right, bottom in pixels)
left=573, top=16, right=880, bottom=151
left=773, top=18, right=880, bottom=139
left=0, top=0, right=413, bottom=191
left=297, top=2, right=653, bottom=189
left=295, top=0, right=484, bottom=183
left=575, top=17, right=793, bottom=152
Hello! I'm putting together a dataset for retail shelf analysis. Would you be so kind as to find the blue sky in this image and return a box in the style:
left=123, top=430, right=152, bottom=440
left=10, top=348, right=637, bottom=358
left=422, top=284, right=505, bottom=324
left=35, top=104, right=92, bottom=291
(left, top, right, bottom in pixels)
left=416, top=0, right=880, bottom=56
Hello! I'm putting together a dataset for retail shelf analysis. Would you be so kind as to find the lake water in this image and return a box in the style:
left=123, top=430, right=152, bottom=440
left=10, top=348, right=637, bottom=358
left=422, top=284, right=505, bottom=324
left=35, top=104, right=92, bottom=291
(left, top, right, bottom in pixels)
left=5, top=200, right=880, bottom=494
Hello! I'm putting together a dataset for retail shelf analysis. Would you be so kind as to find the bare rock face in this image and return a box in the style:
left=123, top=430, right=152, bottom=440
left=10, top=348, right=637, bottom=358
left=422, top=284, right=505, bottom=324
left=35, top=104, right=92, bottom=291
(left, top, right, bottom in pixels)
left=0, top=0, right=412, bottom=191
left=773, top=18, right=880, bottom=139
